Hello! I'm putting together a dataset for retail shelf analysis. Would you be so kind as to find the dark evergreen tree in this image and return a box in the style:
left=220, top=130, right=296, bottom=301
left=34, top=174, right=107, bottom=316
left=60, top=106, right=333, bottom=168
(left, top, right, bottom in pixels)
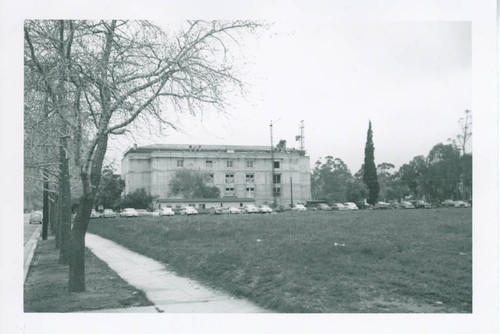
left=94, top=165, right=125, bottom=210
left=120, top=188, right=156, bottom=210
left=363, top=121, right=380, bottom=204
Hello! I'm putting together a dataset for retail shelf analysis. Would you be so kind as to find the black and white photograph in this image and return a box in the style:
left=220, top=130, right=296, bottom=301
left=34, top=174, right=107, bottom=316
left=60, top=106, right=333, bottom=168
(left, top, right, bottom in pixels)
left=1, top=0, right=498, bottom=333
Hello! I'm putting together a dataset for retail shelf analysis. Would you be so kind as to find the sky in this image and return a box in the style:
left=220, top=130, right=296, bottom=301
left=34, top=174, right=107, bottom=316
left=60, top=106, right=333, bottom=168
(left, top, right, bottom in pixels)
left=106, top=20, right=472, bottom=174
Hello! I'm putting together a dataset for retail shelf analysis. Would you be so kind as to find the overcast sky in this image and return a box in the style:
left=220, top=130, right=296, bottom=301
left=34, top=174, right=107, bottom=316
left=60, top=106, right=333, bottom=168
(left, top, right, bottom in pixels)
left=106, top=20, right=471, bottom=174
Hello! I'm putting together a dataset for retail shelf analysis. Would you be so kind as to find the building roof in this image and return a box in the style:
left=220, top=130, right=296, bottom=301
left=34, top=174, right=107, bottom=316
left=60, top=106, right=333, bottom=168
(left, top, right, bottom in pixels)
left=124, top=144, right=306, bottom=156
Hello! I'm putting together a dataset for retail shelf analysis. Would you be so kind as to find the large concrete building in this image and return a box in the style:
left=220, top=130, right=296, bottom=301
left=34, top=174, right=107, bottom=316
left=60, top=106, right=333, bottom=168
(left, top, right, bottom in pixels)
left=121, top=144, right=311, bottom=207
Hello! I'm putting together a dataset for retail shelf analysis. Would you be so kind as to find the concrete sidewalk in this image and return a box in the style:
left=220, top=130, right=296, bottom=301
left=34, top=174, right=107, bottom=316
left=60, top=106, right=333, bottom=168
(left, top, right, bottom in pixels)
left=85, top=233, right=268, bottom=313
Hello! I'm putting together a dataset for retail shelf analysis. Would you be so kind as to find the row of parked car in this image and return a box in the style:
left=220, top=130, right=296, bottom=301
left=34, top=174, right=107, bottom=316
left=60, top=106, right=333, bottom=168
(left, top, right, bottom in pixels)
left=212, top=204, right=276, bottom=214
left=306, top=202, right=360, bottom=211
left=91, top=207, right=198, bottom=218
left=91, top=203, right=304, bottom=218
left=89, top=198, right=471, bottom=220
left=306, top=199, right=471, bottom=211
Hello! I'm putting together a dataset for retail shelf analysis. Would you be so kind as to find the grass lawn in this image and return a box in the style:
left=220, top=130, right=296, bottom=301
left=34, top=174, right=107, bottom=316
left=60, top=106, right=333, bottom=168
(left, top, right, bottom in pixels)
left=24, top=236, right=153, bottom=312
left=87, top=208, right=472, bottom=313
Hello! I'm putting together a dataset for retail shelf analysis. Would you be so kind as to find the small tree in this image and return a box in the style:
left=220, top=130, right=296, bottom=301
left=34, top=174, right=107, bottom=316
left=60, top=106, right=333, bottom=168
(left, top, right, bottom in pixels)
left=377, top=162, right=395, bottom=202
left=363, top=121, right=380, bottom=204
left=310, top=156, right=366, bottom=203
left=169, top=169, right=220, bottom=198
left=276, top=139, right=287, bottom=151
left=120, top=188, right=156, bottom=209
left=457, top=109, right=472, bottom=156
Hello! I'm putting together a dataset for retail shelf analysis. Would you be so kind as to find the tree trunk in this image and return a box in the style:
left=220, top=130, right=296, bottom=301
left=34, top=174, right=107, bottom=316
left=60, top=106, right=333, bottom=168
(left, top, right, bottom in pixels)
left=49, top=192, right=55, bottom=233
left=69, top=227, right=86, bottom=292
left=42, top=170, right=49, bottom=240
left=58, top=137, right=72, bottom=264
left=69, top=134, right=109, bottom=292
left=54, top=194, right=61, bottom=249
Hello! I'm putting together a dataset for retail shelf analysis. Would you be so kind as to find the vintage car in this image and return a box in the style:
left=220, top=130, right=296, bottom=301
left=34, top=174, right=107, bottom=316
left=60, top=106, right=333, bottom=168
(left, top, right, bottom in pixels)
left=120, top=208, right=139, bottom=217
left=180, top=207, right=198, bottom=215
left=29, top=211, right=43, bottom=224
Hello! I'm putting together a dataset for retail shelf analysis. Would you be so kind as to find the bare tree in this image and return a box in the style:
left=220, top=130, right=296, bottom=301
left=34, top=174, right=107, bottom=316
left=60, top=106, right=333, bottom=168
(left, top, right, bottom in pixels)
left=24, top=19, right=262, bottom=291
left=457, top=109, right=472, bottom=156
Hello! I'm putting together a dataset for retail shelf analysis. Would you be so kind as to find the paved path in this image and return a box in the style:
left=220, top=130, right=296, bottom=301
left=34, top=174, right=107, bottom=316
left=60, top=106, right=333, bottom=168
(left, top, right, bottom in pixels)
left=85, top=233, right=268, bottom=313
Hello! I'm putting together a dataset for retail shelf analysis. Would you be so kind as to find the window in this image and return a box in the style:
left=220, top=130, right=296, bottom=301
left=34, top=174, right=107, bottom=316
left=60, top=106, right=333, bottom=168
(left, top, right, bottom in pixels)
left=207, top=174, right=214, bottom=183
left=177, top=160, right=184, bottom=167
left=246, top=160, right=254, bottom=168
left=225, top=174, right=234, bottom=183
left=274, top=161, right=280, bottom=169
left=246, top=187, right=255, bottom=198
left=227, top=160, right=233, bottom=168
left=225, top=187, right=235, bottom=196
left=273, top=174, right=281, bottom=184
left=206, top=160, right=213, bottom=168
left=245, top=173, right=254, bottom=183
left=273, top=187, right=281, bottom=197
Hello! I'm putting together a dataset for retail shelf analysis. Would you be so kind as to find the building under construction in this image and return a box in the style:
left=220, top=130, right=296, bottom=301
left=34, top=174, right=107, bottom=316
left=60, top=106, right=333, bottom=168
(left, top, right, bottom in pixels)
left=121, top=144, right=312, bottom=208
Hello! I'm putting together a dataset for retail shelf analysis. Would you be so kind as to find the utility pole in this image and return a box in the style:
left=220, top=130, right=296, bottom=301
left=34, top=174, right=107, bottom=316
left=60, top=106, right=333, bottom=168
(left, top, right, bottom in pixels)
left=270, top=121, right=276, bottom=207
left=290, top=177, right=293, bottom=207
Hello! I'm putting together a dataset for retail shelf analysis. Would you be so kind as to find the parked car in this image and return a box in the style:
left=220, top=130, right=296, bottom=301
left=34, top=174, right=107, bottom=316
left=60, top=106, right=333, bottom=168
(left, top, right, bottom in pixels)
left=441, top=200, right=456, bottom=207
left=355, top=201, right=373, bottom=210
left=411, top=200, right=432, bottom=209
left=102, top=209, right=116, bottom=218
left=317, top=203, right=332, bottom=211
left=228, top=207, right=243, bottom=214
left=258, top=205, right=273, bottom=214
left=120, top=208, right=138, bottom=217
left=398, top=201, right=415, bottom=209
left=135, top=209, right=150, bottom=216
left=373, top=202, right=392, bottom=210
left=331, top=203, right=347, bottom=211
left=454, top=200, right=471, bottom=208
left=212, top=207, right=229, bottom=215
left=291, top=204, right=307, bottom=212
left=180, top=207, right=198, bottom=215
left=242, top=204, right=259, bottom=214
left=305, top=201, right=329, bottom=211
left=159, top=207, right=175, bottom=216
left=29, top=211, right=43, bottom=224
left=90, top=209, right=102, bottom=219
left=343, top=202, right=359, bottom=210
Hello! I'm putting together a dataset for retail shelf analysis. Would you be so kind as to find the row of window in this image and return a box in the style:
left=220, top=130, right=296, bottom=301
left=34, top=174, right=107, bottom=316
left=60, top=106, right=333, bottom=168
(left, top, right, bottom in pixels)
left=176, top=160, right=281, bottom=169
left=218, top=173, right=281, bottom=184
left=224, top=186, right=281, bottom=197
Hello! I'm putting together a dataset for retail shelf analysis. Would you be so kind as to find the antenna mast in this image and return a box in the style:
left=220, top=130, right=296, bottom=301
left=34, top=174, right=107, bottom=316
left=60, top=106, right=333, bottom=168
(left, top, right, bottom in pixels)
left=270, top=121, right=276, bottom=207
left=300, top=120, right=305, bottom=151
left=296, top=120, right=305, bottom=152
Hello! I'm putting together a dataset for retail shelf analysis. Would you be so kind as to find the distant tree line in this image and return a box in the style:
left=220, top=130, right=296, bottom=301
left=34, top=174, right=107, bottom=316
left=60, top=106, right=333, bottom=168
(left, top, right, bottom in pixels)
left=311, top=111, right=472, bottom=205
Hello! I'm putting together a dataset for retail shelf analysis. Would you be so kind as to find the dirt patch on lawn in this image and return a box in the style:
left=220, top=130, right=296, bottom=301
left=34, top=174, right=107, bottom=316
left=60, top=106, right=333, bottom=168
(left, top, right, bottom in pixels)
left=24, top=236, right=153, bottom=312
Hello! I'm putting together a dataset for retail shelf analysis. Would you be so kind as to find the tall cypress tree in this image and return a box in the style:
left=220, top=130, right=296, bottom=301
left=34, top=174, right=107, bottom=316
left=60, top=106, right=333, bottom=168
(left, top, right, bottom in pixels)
left=363, top=121, right=380, bottom=204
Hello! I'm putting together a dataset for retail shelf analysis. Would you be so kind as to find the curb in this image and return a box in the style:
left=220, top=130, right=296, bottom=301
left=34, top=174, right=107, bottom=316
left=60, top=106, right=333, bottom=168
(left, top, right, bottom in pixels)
left=24, top=225, right=42, bottom=283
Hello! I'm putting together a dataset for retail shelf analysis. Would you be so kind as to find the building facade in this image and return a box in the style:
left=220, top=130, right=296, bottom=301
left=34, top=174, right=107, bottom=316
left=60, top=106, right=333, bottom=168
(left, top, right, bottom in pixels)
left=121, top=144, right=312, bottom=206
